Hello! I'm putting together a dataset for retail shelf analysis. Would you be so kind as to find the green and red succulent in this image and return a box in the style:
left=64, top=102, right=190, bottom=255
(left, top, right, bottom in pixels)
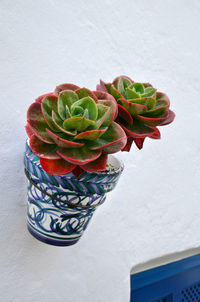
left=97, top=76, right=175, bottom=151
left=26, top=84, right=127, bottom=177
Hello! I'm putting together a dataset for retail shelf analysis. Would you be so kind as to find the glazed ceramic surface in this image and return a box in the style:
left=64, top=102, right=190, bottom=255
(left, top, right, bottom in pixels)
left=24, top=142, right=123, bottom=246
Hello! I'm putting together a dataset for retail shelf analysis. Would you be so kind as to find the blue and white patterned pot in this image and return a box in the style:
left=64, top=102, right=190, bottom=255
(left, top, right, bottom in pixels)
left=24, top=142, right=124, bottom=246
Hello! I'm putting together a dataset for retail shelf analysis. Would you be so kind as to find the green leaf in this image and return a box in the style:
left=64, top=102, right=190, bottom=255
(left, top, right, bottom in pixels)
left=74, top=128, right=108, bottom=141
left=27, top=102, right=54, bottom=144
left=46, top=128, right=84, bottom=148
left=118, top=98, right=147, bottom=116
left=142, top=87, right=156, bottom=97
left=71, top=97, right=98, bottom=120
left=83, top=108, right=89, bottom=119
left=63, top=117, right=96, bottom=132
left=42, top=95, right=60, bottom=132
left=117, top=77, right=132, bottom=97
left=142, top=100, right=169, bottom=117
left=129, top=83, right=144, bottom=94
left=95, top=104, right=110, bottom=128
left=57, top=146, right=102, bottom=165
left=52, top=111, right=77, bottom=136
left=111, top=85, right=123, bottom=100
left=71, top=105, right=84, bottom=116
left=88, top=122, right=126, bottom=153
left=65, top=105, right=71, bottom=118
left=128, top=97, right=156, bottom=110
left=126, top=88, right=140, bottom=99
left=58, top=90, right=78, bottom=120
left=121, top=119, right=155, bottom=138
left=76, top=88, right=98, bottom=102
left=30, top=135, right=59, bottom=159
left=113, top=77, right=132, bottom=95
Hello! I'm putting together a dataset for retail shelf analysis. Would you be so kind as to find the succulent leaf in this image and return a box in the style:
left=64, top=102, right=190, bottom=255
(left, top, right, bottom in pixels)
left=58, top=90, right=78, bottom=120
left=82, top=154, right=108, bottom=172
left=128, top=97, right=156, bottom=110
left=118, top=104, right=133, bottom=125
left=75, top=88, right=98, bottom=102
left=52, top=111, right=77, bottom=136
left=74, top=128, right=108, bottom=141
left=137, top=111, right=169, bottom=126
left=57, top=146, right=102, bottom=165
left=120, top=119, right=156, bottom=138
left=63, top=117, right=96, bottom=132
left=30, top=135, right=59, bottom=159
left=118, top=98, right=148, bottom=116
left=88, top=122, right=127, bottom=153
left=27, top=102, right=54, bottom=144
left=46, top=128, right=84, bottom=148
left=40, top=158, right=75, bottom=176
left=42, top=95, right=59, bottom=132
left=71, top=97, right=98, bottom=120
left=54, top=83, right=80, bottom=95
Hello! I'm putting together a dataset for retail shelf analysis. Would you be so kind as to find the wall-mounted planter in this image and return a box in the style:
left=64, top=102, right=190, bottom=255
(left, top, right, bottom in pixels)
left=24, top=142, right=123, bottom=246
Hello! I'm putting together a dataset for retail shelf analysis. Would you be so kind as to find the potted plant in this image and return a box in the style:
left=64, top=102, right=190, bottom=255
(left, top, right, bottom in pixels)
left=24, top=83, right=127, bottom=246
left=97, top=76, right=175, bottom=151
left=25, top=77, right=175, bottom=247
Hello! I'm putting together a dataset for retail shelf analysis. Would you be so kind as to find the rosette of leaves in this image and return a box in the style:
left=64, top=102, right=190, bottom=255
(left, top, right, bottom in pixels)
left=97, top=76, right=175, bottom=151
left=26, top=84, right=127, bottom=177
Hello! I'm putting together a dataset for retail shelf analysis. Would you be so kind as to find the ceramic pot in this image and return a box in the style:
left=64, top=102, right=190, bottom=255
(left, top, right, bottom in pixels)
left=24, top=142, right=124, bottom=246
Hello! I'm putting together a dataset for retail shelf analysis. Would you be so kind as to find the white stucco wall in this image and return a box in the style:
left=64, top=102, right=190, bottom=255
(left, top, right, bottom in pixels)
left=0, top=0, right=200, bottom=301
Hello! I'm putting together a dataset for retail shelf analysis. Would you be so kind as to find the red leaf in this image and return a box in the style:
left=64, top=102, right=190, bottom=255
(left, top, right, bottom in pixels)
left=134, top=138, right=145, bottom=150
left=54, top=83, right=80, bottom=96
left=27, top=102, right=54, bottom=144
left=30, top=135, right=59, bottom=159
left=75, top=88, right=98, bottom=102
left=137, top=110, right=169, bottom=126
left=118, top=98, right=148, bottom=115
left=118, top=104, right=133, bottom=125
left=72, top=166, right=85, bottom=178
left=74, top=128, right=108, bottom=140
left=94, top=90, right=118, bottom=121
left=150, top=127, right=161, bottom=139
left=35, top=92, right=54, bottom=103
left=89, top=122, right=127, bottom=154
left=121, top=137, right=134, bottom=152
left=120, top=120, right=155, bottom=138
left=40, top=158, right=75, bottom=176
left=159, top=110, right=175, bottom=126
left=156, top=91, right=170, bottom=106
left=57, top=146, right=102, bottom=165
left=82, top=154, right=108, bottom=172
left=25, top=123, right=34, bottom=138
left=46, top=128, right=84, bottom=148
left=96, top=80, right=108, bottom=92
left=112, top=75, right=134, bottom=86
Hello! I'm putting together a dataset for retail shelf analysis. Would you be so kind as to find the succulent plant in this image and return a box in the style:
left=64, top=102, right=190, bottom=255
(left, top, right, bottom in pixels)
left=26, top=84, right=127, bottom=177
left=97, top=76, right=175, bottom=151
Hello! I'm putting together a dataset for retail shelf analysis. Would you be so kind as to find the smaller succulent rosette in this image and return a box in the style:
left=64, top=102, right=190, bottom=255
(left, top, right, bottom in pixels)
left=97, top=76, right=175, bottom=151
left=26, top=84, right=127, bottom=176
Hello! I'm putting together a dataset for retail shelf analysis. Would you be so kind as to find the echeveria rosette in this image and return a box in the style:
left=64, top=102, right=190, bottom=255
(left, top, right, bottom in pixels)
left=97, top=76, right=175, bottom=151
left=26, top=83, right=127, bottom=177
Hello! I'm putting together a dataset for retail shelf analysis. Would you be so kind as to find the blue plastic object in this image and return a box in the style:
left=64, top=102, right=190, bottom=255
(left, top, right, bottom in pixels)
left=131, top=254, right=200, bottom=301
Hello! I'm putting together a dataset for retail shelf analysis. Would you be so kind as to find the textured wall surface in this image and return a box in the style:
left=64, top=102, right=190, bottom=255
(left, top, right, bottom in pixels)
left=0, top=1, right=200, bottom=301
